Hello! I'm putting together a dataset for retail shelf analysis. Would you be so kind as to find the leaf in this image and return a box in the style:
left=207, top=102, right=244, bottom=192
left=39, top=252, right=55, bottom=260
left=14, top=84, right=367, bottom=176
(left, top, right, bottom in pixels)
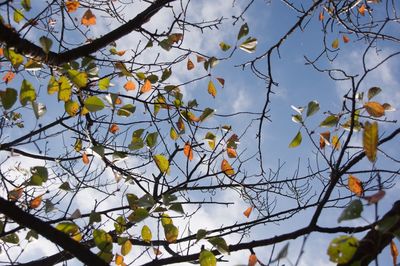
left=306, top=100, right=320, bottom=117
left=2, top=233, right=19, bottom=244
left=115, top=254, right=124, bottom=265
left=364, top=102, right=385, bottom=117
left=115, top=62, right=133, bottom=77
left=161, top=213, right=172, bottom=227
left=124, top=80, right=136, bottom=91
left=121, top=239, right=132, bottom=256
left=118, top=104, right=136, bottom=117
left=146, top=132, right=159, bottom=148
left=21, top=0, right=31, bottom=11
left=59, top=182, right=71, bottom=191
left=30, top=166, right=48, bottom=186
left=39, top=36, right=52, bottom=54
left=84, top=96, right=105, bottom=112
left=243, top=206, right=253, bottom=218
left=348, top=175, right=363, bottom=196
left=332, top=38, right=339, bottom=49
left=319, top=131, right=330, bottom=149
left=170, top=127, right=179, bottom=141
left=216, top=77, right=225, bottom=87
left=184, top=142, right=193, bottom=161
left=29, top=195, right=42, bottom=209
left=289, top=131, right=302, bottom=148
left=147, top=74, right=158, bottom=84
left=391, top=240, right=398, bottom=266
left=128, top=208, right=149, bottom=223
left=205, top=132, right=216, bottom=149
left=358, top=4, right=366, bottom=16
left=67, top=70, right=87, bottom=89
left=98, top=78, right=110, bottom=90
left=272, top=243, right=289, bottom=262
left=82, top=152, right=90, bottom=164
left=319, top=115, right=339, bottom=127
left=32, top=102, right=47, bottom=119
left=25, top=230, right=38, bottom=242
left=239, top=37, right=258, bottom=53
left=5, top=49, right=24, bottom=68
left=367, top=87, right=382, bottom=100
left=338, top=199, right=363, bottom=223
left=196, top=229, right=207, bottom=242
left=363, top=121, right=378, bottom=162
left=200, top=249, right=217, bottom=266
left=92, top=145, right=104, bottom=157
left=342, top=35, right=350, bottom=43
left=89, top=211, right=101, bottom=224
left=0, top=88, right=17, bottom=110
left=20, top=79, right=36, bottom=106
left=197, top=55, right=206, bottom=62
left=25, top=59, right=42, bottom=70
left=363, top=190, right=385, bottom=205
left=221, top=159, right=235, bottom=176
left=109, top=123, right=119, bottom=134
left=93, top=229, right=113, bottom=252
left=248, top=254, right=258, bottom=266
left=137, top=194, right=156, bottom=208
left=219, top=42, right=231, bottom=51
left=164, top=224, right=179, bottom=243
left=110, top=47, right=126, bottom=56
left=56, top=222, right=82, bottom=241
left=2, top=71, right=15, bottom=84
left=208, top=237, right=229, bottom=254
left=141, top=79, right=152, bottom=93
left=57, top=76, right=72, bottom=102
left=331, top=135, right=340, bottom=150
left=382, top=103, right=395, bottom=111
left=14, top=9, right=24, bottom=23
left=65, top=0, right=80, bottom=13
left=154, top=154, right=170, bottom=175
left=141, top=225, right=152, bottom=243
left=8, top=188, right=23, bottom=201
left=199, top=108, right=214, bottom=122
left=74, top=138, right=82, bottom=152
left=81, top=9, right=96, bottom=26
left=65, top=100, right=79, bottom=116
left=227, top=148, right=237, bottom=158
left=187, top=58, right=194, bottom=70
left=237, top=23, right=249, bottom=40
left=327, top=235, right=359, bottom=264
left=319, top=11, right=324, bottom=21
left=208, top=80, right=217, bottom=98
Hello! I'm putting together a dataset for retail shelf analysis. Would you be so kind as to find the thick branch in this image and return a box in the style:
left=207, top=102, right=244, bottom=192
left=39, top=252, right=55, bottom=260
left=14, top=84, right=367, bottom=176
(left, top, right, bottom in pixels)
left=0, top=0, right=175, bottom=66
left=0, top=197, right=107, bottom=266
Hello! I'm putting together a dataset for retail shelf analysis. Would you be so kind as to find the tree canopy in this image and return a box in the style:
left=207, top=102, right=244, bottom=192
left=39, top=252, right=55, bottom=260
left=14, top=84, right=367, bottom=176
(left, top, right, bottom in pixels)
left=0, top=0, right=399, bottom=265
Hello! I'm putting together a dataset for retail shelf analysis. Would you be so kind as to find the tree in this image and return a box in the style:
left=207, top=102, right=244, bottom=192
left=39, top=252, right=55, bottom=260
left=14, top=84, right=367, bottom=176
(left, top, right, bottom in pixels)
left=0, top=0, right=399, bottom=265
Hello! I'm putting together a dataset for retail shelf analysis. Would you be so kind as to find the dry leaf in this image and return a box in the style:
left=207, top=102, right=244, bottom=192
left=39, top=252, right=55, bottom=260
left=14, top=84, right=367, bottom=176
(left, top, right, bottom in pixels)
left=66, top=0, right=80, bottom=13
left=363, top=121, right=378, bottom=162
left=319, top=131, right=330, bottom=149
left=183, top=142, right=193, bottom=161
left=196, top=55, right=206, bottom=62
left=248, top=253, right=258, bottom=266
left=221, top=159, right=234, bottom=176
left=216, top=77, right=225, bottom=87
left=124, top=80, right=136, bottom=91
left=208, top=80, right=217, bottom=98
left=319, top=11, right=324, bottom=21
left=81, top=9, right=96, bottom=26
left=342, top=35, right=350, bottom=43
left=391, top=240, right=398, bottom=266
left=187, top=58, right=194, bottom=70
left=2, top=71, right=15, bottom=84
left=243, top=206, right=253, bottom=218
left=82, top=152, right=90, bottom=165
left=30, top=195, right=42, bottom=209
left=332, top=135, right=340, bottom=150
left=8, top=187, right=23, bottom=201
left=348, top=175, right=363, bottom=196
left=109, top=123, right=119, bottom=134
left=140, top=79, right=152, bottom=93
left=227, top=148, right=237, bottom=158
left=363, top=190, right=385, bottom=204
left=358, top=4, right=366, bottom=16
left=364, top=102, right=385, bottom=117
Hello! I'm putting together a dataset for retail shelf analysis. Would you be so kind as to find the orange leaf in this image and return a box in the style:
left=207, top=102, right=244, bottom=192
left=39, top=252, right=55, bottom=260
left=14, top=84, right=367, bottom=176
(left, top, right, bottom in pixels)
left=81, top=9, right=96, bottom=26
left=342, top=35, right=350, bottom=43
left=2, top=71, right=15, bottom=84
left=208, top=80, right=217, bottom=98
left=243, top=206, right=253, bottom=218
left=319, top=131, right=330, bottom=149
left=358, top=4, right=366, bottom=16
left=332, top=135, right=340, bottom=150
left=124, top=80, right=136, bottom=91
left=116, top=50, right=126, bottom=56
left=0, top=48, right=3, bottom=56
left=183, top=142, right=193, bottom=161
left=115, top=253, right=124, bottom=265
left=364, top=102, right=385, bottom=117
left=248, top=253, right=257, bottom=266
left=187, top=58, right=194, bottom=70
left=227, top=148, right=237, bottom=158
left=8, top=187, right=23, bottom=201
left=82, top=152, right=90, bottom=165
left=348, top=175, right=363, bottom=196
left=109, top=123, right=119, bottom=134
left=196, top=55, right=206, bottom=62
left=140, top=79, right=152, bottom=93
left=363, top=190, right=385, bottom=205
left=30, top=195, right=42, bottom=209
left=115, top=97, right=122, bottom=105
left=391, top=240, right=398, bottom=266
left=65, top=0, right=80, bottom=13
left=319, top=11, right=324, bottom=21
left=221, top=159, right=234, bottom=176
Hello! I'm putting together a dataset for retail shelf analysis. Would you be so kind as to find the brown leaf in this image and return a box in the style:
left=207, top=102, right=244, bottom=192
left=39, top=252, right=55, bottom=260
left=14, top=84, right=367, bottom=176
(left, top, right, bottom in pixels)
left=243, top=206, right=253, bottom=218
left=140, top=79, right=152, bottom=93
left=248, top=253, right=258, bottom=266
left=196, top=55, right=206, bottom=62
left=364, top=102, right=385, bottom=117
left=109, top=123, right=119, bottom=134
left=358, top=4, right=366, bottom=16
left=81, top=9, right=96, bottom=26
left=183, top=142, right=193, bottom=161
left=187, top=58, right=194, bottom=70
left=342, top=35, right=350, bottom=43
left=363, top=190, right=385, bottom=204
left=319, top=131, right=330, bottom=149
left=226, top=148, right=237, bottom=158
left=216, top=77, right=225, bottom=87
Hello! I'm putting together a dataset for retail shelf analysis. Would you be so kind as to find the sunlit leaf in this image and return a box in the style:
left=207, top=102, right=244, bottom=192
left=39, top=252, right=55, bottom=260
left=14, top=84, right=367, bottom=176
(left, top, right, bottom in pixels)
left=391, top=240, right=398, bottom=266
left=29, top=195, right=42, bottom=209
left=243, top=206, right=253, bottom=218
left=82, top=152, right=90, bottom=165
left=66, top=0, right=80, bottom=13
left=332, top=135, right=340, bottom=150
left=208, top=237, right=229, bottom=254
left=205, top=132, right=216, bottom=149
left=208, top=80, right=217, bottom=98
left=58, top=76, right=72, bottom=102
left=358, top=4, right=366, bottom=16
left=21, top=0, right=31, bottom=11
left=118, top=104, right=136, bottom=117
left=5, top=49, right=24, bottom=68
left=363, top=121, right=378, bottom=162
left=338, top=199, right=363, bottom=223
left=289, top=131, right=302, bottom=148
left=364, top=102, right=385, bottom=117
left=0, top=88, right=17, bottom=110
left=109, top=123, right=119, bottom=134
left=141, top=225, right=152, bottom=243
left=84, top=96, right=105, bottom=112
left=164, top=224, right=178, bottom=243
left=93, top=229, right=113, bottom=252
left=110, top=47, right=126, bottom=56
left=154, top=154, right=170, bottom=175
left=332, top=38, right=339, bottom=49
left=115, top=253, right=124, bottom=265
left=64, top=100, right=79, bottom=116
left=124, top=80, right=136, bottom=91
left=20, top=79, right=36, bottom=106
left=81, top=9, right=96, bottom=26
left=237, top=23, right=249, bottom=40
left=170, top=127, right=179, bottom=141
left=227, top=147, right=237, bottom=158
left=67, top=70, right=87, bottom=88
left=98, top=78, right=110, bottom=90
left=320, top=115, right=339, bottom=127
left=327, top=235, right=358, bottom=264
left=141, top=79, right=152, bottom=93
left=221, top=159, right=234, bottom=176
left=306, top=100, right=319, bottom=117
left=14, top=9, right=24, bottom=23
left=319, top=131, right=330, bottom=149
left=184, top=142, right=193, bottom=161
left=161, top=213, right=172, bottom=227
left=348, top=175, right=363, bottom=196
left=239, top=37, right=258, bottom=53
left=56, top=222, right=82, bottom=242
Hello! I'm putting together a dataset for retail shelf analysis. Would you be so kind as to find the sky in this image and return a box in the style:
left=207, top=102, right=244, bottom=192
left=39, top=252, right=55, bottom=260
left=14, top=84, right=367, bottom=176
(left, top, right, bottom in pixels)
left=0, top=0, right=399, bottom=265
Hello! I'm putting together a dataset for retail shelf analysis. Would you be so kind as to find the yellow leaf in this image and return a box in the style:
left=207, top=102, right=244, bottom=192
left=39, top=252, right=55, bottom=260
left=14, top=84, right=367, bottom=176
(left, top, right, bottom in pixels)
left=65, top=0, right=80, bottom=13
left=208, top=80, right=216, bottom=98
left=332, top=38, right=339, bottom=49
left=140, top=79, right=152, bottom=93
left=121, top=240, right=132, bottom=256
left=124, top=80, right=136, bottom=91
left=30, top=195, right=42, bottom=209
left=81, top=9, right=96, bottom=26
left=141, top=225, right=152, bottom=243
left=109, top=123, right=119, bottom=134
left=391, top=240, right=398, bottom=266
left=363, top=121, right=378, bottom=162
left=221, top=159, right=234, bottom=176
left=184, top=142, right=193, bottom=161
left=364, top=102, right=385, bottom=117
left=319, top=131, right=330, bottom=149
left=243, top=206, right=253, bottom=218
left=187, top=58, right=194, bottom=70
left=82, top=152, right=90, bottom=165
left=332, top=135, right=340, bottom=150
left=115, top=254, right=124, bottom=265
left=348, top=175, right=363, bottom=196
left=248, top=253, right=258, bottom=266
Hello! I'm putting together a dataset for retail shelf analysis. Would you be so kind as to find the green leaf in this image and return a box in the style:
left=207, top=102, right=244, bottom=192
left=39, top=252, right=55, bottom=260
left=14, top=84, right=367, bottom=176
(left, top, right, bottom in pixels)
left=67, top=70, right=88, bottom=88
left=93, top=229, right=113, bottom=252
left=92, top=145, right=105, bottom=157
left=338, top=199, right=363, bottom=223
left=59, top=182, right=71, bottom=191
left=5, top=49, right=24, bottom=69
left=30, top=166, right=48, bottom=186
left=196, top=229, right=207, bottom=242
left=147, top=74, right=159, bottom=84
left=320, top=115, right=339, bottom=128
left=121, top=240, right=132, bottom=256
left=162, top=194, right=177, bottom=205
left=136, top=72, right=146, bottom=80
left=237, top=23, right=249, bottom=40
left=2, top=233, right=19, bottom=244
left=141, top=225, right=152, bottom=243
left=239, top=37, right=258, bottom=53
left=64, top=100, right=79, bottom=116
left=160, top=39, right=173, bottom=51
left=128, top=137, right=144, bottom=150
left=89, top=211, right=101, bottom=225
left=128, top=208, right=149, bottom=223
left=327, top=235, right=359, bottom=264
left=146, top=132, right=159, bottom=148
left=0, top=88, right=17, bottom=110
left=306, top=100, right=320, bottom=117
left=98, top=251, right=113, bottom=263
left=170, top=127, right=179, bottom=141
left=137, top=194, right=155, bottom=208
left=164, top=223, right=178, bottom=243
left=160, top=68, right=172, bottom=82
left=21, top=0, right=31, bottom=11
left=199, top=249, right=217, bottom=266
left=58, top=76, right=72, bottom=102
left=292, top=114, right=303, bottom=124
left=39, top=36, right=52, bottom=54
left=169, top=203, right=184, bottom=214
left=84, top=96, right=105, bottom=112
left=289, top=131, right=302, bottom=148
left=13, top=9, right=24, bottom=23
left=219, top=42, right=231, bottom=51
left=20, top=79, right=36, bottom=106
left=199, top=108, right=215, bottom=122
left=153, top=154, right=170, bottom=175
left=117, top=104, right=136, bottom=117
left=25, top=230, right=38, bottom=242
left=32, top=102, right=47, bottom=119
left=114, top=216, right=127, bottom=234
left=205, top=132, right=216, bottom=149
left=56, top=222, right=81, bottom=241
left=208, top=237, right=229, bottom=254
left=98, top=78, right=110, bottom=90
left=126, top=193, right=139, bottom=209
